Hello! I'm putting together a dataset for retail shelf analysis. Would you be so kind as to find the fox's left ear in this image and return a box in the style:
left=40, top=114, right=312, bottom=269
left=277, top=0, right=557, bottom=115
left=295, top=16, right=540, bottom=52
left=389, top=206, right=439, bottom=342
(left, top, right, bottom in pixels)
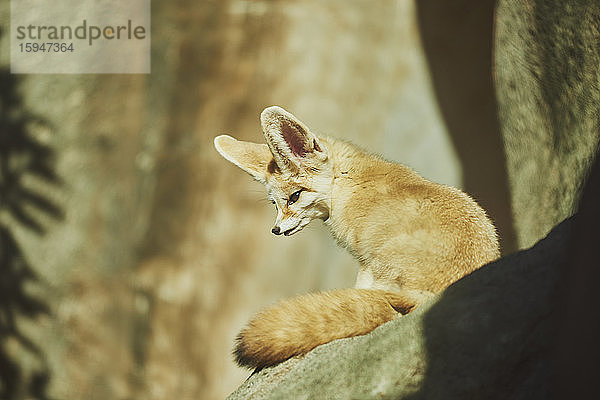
left=214, top=135, right=271, bottom=183
left=260, top=106, right=328, bottom=173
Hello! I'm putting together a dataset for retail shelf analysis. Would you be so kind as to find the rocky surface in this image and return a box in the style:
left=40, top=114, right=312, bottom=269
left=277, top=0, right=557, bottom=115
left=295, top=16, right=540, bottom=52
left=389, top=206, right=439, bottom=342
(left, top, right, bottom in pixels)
left=495, top=0, right=600, bottom=248
left=228, top=217, right=572, bottom=399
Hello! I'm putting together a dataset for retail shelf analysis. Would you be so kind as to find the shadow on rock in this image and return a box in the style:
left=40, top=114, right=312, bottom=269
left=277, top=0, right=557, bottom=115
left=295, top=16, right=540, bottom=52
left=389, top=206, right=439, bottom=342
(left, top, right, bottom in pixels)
left=0, top=28, right=62, bottom=399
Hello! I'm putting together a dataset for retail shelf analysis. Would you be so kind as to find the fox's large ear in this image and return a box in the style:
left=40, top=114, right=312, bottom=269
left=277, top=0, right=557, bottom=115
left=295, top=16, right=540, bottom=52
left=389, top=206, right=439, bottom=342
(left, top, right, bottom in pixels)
left=260, top=106, right=327, bottom=173
left=214, top=135, right=272, bottom=183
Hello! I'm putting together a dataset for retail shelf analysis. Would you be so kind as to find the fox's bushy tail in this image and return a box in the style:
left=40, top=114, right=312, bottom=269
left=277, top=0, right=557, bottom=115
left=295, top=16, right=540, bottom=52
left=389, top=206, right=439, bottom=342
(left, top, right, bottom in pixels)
left=234, top=288, right=414, bottom=369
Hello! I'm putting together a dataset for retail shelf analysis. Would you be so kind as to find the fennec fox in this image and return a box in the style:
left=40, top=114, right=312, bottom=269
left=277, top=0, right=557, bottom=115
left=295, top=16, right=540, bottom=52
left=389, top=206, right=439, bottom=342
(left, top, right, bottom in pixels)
left=214, top=106, right=500, bottom=369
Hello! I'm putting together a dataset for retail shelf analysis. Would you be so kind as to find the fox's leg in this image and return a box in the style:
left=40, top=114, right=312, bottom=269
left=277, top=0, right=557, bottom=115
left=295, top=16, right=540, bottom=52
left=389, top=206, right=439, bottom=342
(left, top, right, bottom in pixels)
left=355, top=268, right=435, bottom=314
left=381, top=288, right=436, bottom=315
left=355, top=270, right=435, bottom=314
left=381, top=291, right=419, bottom=315
left=234, top=288, right=411, bottom=369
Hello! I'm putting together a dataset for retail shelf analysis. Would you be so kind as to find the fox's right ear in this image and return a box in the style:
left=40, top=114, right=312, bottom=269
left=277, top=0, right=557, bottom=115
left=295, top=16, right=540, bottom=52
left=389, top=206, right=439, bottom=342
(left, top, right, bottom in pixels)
left=214, top=135, right=272, bottom=183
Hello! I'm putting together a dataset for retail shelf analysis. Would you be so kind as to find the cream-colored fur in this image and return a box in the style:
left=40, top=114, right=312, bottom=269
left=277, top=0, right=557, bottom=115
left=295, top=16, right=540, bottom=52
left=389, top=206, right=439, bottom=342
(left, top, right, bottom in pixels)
left=214, top=106, right=500, bottom=369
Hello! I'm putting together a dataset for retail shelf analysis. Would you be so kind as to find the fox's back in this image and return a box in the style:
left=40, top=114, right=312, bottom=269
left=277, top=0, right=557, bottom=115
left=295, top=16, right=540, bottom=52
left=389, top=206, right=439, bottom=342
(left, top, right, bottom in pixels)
left=324, top=138, right=500, bottom=294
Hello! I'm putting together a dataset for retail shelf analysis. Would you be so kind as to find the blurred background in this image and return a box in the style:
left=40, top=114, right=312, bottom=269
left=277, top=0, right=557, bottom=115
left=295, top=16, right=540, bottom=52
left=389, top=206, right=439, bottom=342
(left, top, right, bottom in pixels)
left=5, top=0, right=594, bottom=399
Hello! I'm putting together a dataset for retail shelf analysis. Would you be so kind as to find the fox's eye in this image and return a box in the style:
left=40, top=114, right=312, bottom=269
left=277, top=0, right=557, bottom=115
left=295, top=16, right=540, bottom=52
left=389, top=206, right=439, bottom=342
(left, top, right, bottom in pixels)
left=288, top=190, right=302, bottom=205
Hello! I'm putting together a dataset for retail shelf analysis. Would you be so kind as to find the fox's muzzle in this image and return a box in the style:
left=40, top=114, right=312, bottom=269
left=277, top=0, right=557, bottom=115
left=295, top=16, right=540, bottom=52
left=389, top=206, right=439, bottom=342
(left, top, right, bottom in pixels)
left=271, top=226, right=282, bottom=235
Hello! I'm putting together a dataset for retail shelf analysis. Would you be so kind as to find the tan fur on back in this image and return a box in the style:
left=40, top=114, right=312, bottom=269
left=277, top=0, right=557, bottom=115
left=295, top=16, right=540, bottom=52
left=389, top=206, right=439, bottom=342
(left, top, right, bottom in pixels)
left=322, top=137, right=500, bottom=296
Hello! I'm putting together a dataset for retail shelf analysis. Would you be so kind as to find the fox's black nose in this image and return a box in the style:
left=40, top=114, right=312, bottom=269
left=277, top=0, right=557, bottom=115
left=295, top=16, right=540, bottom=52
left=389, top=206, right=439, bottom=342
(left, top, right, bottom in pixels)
left=271, top=226, right=282, bottom=235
